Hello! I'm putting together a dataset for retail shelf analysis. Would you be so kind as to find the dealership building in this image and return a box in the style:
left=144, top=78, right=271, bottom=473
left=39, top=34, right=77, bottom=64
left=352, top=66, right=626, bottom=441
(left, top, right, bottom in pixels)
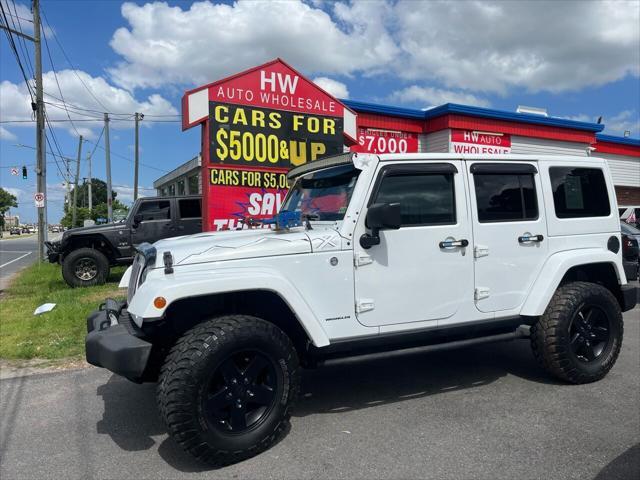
left=155, top=99, right=640, bottom=207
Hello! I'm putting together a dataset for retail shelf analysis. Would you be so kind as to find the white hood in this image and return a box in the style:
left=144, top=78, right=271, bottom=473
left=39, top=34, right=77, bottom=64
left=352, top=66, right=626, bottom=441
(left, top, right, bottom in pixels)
left=152, top=226, right=343, bottom=266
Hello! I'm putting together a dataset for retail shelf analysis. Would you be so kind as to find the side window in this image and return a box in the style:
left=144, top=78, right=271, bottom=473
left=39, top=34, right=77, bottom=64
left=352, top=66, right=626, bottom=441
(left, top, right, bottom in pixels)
left=137, top=200, right=171, bottom=221
left=178, top=198, right=201, bottom=219
left=550, top=167, right=610, bottom=218
left=374, top=173, right=456, bottom=226
left=474, top=173, right=538, bottom=222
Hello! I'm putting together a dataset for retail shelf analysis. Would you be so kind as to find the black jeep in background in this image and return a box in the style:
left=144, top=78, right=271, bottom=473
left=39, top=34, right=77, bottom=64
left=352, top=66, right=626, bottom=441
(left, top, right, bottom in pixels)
left=46, top=195, right=202, bottom=287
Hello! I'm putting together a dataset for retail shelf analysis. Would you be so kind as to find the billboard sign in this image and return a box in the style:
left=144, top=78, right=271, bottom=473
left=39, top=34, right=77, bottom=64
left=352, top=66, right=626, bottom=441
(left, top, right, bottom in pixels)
left=450, top=129, right=511, bottom=154
left=182, top=59, right=357, bottom=230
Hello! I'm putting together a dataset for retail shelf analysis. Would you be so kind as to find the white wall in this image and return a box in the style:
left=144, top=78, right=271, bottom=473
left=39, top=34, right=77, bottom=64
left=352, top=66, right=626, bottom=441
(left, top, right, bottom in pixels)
left=596, top=152, right=640, bottom=188
left=510, top=136, right=590, bottom=156
left=422, top=130, right=450, bottom=153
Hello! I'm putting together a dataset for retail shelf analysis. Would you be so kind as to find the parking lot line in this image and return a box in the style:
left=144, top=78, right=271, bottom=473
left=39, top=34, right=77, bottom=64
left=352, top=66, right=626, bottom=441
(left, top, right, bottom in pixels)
left=0, top=252, right=32, bottom=269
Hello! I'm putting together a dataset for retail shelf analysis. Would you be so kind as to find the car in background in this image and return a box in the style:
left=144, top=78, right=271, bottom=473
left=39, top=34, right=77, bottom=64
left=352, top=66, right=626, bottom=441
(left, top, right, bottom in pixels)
left=9, top=227, right=21, bottom=235
left=46, top=195, right=203, bottom=287
left=620, top=207, right=639, bottom=229
left=621, top=221, right=640, bottom=281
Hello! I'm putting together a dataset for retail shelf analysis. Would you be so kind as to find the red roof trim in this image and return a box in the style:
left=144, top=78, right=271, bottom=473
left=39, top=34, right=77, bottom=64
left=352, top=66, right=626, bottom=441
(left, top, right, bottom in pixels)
left=595, top=141, right=640, bottom=157
left=356, top=113, right=424, bottom=133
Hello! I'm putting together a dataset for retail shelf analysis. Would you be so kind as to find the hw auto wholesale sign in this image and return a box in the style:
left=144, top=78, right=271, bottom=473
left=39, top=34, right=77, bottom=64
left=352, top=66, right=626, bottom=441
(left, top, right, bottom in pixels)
left=450, top=129, right=511, bottom=154
left=182, top=59, right=357, bottom=230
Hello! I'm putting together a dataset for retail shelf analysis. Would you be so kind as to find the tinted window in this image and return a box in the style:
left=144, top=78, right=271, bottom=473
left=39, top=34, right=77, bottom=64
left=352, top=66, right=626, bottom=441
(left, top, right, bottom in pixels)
left=179, top=198, right=201, bottom=219
left=137, top=200, right=171, bottom=221
left=550, top=167, right=610, bottom=218
left=474, top=173, right=538, bottom=222
left=374, top=173, right=455, bottom=226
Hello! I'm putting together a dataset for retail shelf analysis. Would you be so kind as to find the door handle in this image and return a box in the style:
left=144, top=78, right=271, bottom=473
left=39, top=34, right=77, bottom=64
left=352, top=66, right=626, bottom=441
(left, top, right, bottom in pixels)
left=518, top=234, right=544, bottom=243
left=439, top=238, right=469, bottom=249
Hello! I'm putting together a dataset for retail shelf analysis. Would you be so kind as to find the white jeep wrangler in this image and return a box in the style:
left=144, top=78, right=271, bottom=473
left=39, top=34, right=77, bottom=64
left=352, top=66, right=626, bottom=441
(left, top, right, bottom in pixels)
left=86, top=153, right=637, bottom=465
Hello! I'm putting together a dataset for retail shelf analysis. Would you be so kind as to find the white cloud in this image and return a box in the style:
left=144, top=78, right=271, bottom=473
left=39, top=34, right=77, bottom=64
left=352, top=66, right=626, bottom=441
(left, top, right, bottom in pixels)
left=0, top=70, right=177, bottom=137
left=0, top=126, right=17, bottom=141
left=389, top=86, right=490, bottom=108
left=313, top=77, right=349, bottom=99
left=113, top=184, right=155, bottom=204
left=0, top=1, right=53, bottom=36
left=393, top=0, right=640, bottom=93
left=108, top=0, right=398, bottom=90
left=603, top=110, right=640, bottom=136
left=105, top=0, right=638, bottom=96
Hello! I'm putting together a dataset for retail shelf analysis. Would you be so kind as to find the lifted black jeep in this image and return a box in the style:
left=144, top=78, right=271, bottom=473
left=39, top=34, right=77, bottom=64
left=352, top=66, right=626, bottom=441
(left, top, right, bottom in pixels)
left=46, top=195, right=201, bottom=287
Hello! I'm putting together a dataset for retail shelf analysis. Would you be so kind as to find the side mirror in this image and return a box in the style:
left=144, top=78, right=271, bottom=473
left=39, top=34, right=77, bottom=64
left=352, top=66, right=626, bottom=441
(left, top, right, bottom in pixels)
left=360, top=203, right=401, bottom=249
left=132, top=214, right=143, bottom=227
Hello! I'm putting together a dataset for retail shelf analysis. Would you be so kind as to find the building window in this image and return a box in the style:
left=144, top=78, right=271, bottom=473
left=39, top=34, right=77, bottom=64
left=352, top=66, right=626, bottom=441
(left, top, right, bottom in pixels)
left=474, top=172, right=538, bottom=222
left=374, top=172, right=456, bottom=226
left=188, top=174, right=199, bottom=195
left=550, top=167, right=610, bottom=218
left=167, top=184, right=176, bottom=196
left=177, top=179, right=186, bottom=196
left=160, top=188, right=167, bottom=197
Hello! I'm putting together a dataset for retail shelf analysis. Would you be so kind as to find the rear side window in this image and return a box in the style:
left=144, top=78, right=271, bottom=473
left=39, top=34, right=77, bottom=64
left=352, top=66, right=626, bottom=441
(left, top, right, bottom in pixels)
left=137, top=200, right=171, bottom=221
left=473, top=173, right=538, bottom=222
left=374, top=173, right=456, bottom=226
left=178, top=198, right=201, bottom=219
left=550, top=167, right=610, bottom=218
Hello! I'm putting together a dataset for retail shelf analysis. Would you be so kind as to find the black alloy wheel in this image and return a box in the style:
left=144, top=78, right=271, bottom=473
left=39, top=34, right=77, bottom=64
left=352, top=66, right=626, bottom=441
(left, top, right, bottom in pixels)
left=203, top=350, right=278, bottom=433
left=568, top=304, right=611, bottom=362
left=74, top=257, right=98, bottom=281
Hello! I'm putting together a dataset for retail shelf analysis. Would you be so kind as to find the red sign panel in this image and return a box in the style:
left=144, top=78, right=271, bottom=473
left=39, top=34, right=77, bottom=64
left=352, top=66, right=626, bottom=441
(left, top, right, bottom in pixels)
left=450, top=129, right=511, bottom=154
left=182, top=59, right=356, bottom=231
left=351, top=127, right=419, bottom=154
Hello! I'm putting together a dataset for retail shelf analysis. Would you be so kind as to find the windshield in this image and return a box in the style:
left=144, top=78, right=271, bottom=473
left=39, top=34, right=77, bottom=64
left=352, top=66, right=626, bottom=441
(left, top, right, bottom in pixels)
left=281, top=164, right=361, bottom=221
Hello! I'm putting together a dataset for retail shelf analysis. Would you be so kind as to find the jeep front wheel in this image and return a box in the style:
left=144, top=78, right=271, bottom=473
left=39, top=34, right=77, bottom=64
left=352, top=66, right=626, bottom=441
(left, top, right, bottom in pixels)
left=61, top=248, right=110, bottom=287
left=157, top=315, right=300, bottom=466
left=531, top=281, right=623, bottom=384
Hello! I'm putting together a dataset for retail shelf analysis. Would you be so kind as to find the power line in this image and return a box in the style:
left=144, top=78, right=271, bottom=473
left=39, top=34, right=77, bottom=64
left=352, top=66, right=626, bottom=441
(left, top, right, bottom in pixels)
left=0, top=0, right=34, bottom=101
left=8, top=0, right=34, bottom=78
left=1, top=118, right=181, bottom=123
left=83, top=138, right=170, bottom=173
left=40, top=7, right=109, bottom=112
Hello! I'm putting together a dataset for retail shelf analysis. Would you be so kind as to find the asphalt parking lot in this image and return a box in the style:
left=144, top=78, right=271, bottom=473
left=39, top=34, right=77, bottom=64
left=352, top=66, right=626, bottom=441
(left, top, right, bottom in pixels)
left=1, top=308, right=639, bottom=480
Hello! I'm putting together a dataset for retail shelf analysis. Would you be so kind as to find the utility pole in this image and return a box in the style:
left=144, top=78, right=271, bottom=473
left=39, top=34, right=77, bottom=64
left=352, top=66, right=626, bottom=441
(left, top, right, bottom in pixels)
left=71, top=135, right=83, bottom=226
left=33, top=0, right=46, bottom=260
left=134, top=112, right=142, bottom=201
left=104, top=113, right=113, bottom=222
left=0, top=0, right=45, bottom=257
left=87, top=151, right=92, bottom=211
left=65, top=157, right=71, bottom=209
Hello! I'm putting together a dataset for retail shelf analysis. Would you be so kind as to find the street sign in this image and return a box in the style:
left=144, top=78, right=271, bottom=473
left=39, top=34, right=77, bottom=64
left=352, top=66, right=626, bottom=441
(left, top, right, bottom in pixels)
left=34, top=192, right=45, bottom=208
left=10, top=167, right=18, bottom=176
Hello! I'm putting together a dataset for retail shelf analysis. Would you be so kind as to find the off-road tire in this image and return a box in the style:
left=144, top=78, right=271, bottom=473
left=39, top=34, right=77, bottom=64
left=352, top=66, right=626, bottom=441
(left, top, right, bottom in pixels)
left=61, top=247, right=110, bottom=287
left=531, top=281, right=623, bottom=384
left=157, top=315, right=300, bottom=466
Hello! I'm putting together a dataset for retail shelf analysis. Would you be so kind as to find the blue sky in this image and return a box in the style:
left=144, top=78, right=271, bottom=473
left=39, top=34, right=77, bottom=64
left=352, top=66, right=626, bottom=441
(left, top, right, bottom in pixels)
left=1, top=0, right=639, bottom=223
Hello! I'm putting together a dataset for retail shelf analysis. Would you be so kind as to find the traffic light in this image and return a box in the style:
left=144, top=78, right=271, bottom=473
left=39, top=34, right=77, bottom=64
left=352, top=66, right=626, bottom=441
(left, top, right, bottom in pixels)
left=22, top=166, right=27, bottom=179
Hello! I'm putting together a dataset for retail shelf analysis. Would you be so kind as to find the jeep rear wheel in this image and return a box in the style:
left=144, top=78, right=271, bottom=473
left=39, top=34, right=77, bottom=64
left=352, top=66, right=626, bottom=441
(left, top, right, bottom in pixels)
left=531, top=281, right=623, bottom=384
left=61, top=248, right=110, bottom=287
left=157, top=315, right=300, bottom=466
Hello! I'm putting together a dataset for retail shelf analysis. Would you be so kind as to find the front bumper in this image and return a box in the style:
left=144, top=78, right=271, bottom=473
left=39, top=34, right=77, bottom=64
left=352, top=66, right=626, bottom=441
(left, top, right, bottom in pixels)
left=621, top=282, right=639, bottom=313
left=44, top=241, right=61, bottom=263
left=85, top=299, right=152, bottom=382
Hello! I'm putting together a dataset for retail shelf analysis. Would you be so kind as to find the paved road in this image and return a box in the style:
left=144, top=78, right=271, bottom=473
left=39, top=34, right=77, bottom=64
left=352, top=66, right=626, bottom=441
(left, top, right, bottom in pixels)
left=0, top=233, right=61, bottom=291
left=1, top=309, right=639, bottom=480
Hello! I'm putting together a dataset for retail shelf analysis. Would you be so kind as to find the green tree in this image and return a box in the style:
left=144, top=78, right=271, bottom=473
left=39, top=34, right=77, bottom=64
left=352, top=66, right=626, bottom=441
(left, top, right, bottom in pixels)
left=0, top=187, right=18, bottom=231
left=65, top=178, right=117, bottom=211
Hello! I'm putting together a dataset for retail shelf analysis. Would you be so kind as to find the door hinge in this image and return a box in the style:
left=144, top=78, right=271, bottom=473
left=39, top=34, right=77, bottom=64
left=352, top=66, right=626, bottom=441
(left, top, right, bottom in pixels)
left=356, top=299, right=375, bottom=313
left=474, top=287, right=490, bottom=301
left=354, top=252, right=373, bottom=267
left=474, top=245, right=489, bottom=258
